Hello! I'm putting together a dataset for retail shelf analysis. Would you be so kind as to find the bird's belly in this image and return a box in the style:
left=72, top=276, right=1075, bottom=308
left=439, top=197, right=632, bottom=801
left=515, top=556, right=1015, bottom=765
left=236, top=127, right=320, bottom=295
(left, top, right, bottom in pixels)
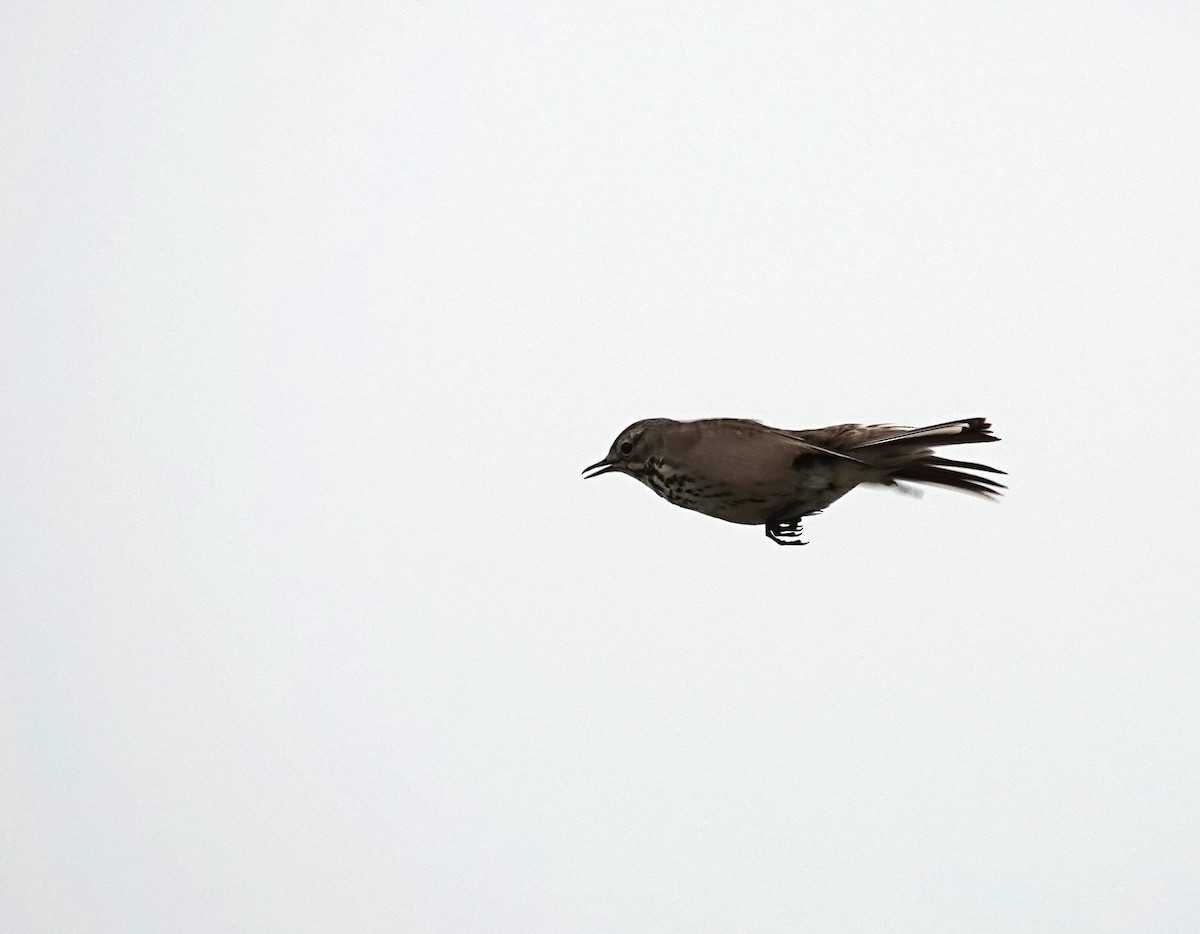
left=640, top=477, right=802, bottom=525
left=689, top=492, right=781, bottom=525
left=639, top=469, right=853, bottom=525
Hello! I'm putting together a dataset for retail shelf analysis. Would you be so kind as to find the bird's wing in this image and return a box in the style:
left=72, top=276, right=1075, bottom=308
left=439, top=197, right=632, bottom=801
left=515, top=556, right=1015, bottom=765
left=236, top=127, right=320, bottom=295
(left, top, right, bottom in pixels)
left=785, top=422, right=906, bottom=450
left=751, top=422, right=871, bottom=464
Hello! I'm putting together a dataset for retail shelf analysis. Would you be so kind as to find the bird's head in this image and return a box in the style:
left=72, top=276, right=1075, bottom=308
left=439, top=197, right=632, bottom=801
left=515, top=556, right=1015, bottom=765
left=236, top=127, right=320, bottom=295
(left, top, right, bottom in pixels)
left=582, top=419, right=670, bottom=479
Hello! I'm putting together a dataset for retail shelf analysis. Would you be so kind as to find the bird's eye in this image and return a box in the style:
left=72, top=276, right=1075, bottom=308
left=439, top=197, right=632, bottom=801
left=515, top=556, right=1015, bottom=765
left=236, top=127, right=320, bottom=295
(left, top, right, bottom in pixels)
left=619, top=441, right=634, bottom=456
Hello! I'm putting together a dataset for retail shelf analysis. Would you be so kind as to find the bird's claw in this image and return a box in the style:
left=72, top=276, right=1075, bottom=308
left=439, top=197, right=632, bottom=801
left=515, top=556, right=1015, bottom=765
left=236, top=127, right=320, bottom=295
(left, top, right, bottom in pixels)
left=766, top=520, right=808, bottom=546
left=765, top=509, right=821, bottom=546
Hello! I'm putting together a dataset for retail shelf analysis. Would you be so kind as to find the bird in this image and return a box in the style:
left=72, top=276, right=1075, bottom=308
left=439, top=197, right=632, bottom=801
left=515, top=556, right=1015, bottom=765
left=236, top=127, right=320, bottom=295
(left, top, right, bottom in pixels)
left=582, top=416, right=1004, bottom=545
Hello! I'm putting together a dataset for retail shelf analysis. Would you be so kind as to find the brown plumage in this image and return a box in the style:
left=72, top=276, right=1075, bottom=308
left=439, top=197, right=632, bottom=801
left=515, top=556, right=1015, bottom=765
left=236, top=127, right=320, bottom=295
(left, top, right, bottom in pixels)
left=583, top=416, right=1004, bottom=545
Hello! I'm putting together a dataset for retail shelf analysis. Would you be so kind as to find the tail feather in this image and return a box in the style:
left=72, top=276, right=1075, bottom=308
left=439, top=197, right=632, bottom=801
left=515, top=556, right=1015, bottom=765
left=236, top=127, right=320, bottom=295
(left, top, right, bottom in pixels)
left=861, top=417, right=1005, bottom=498
left=852, top=417, right=999, bottom=450
left=924, top=455, right=1007, bottom=476
left=890, top=463, right=1007, bottom=498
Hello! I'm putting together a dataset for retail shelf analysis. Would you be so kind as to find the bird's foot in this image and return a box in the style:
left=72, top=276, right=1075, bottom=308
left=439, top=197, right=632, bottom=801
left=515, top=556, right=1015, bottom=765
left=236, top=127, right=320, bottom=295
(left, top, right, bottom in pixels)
left=765, top=509, right=821, bottom=546
left=766, top=519, right=808, bottom=546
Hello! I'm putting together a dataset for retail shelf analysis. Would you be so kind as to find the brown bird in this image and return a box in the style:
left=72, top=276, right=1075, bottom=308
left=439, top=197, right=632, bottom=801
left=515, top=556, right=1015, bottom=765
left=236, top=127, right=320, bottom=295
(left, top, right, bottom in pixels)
left=582, top=417, right=1004, bottom=545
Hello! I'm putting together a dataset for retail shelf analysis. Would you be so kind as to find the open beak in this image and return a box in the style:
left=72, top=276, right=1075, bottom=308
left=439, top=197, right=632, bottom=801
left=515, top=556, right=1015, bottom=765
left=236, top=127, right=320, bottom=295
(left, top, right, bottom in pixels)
left=582, top=459, right=620, bottom=479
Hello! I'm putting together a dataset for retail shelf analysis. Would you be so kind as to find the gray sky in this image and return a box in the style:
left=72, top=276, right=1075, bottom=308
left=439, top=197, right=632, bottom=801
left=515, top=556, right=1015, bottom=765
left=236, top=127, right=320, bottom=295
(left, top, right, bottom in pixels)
left=3, top=2, right=1199, bottom=931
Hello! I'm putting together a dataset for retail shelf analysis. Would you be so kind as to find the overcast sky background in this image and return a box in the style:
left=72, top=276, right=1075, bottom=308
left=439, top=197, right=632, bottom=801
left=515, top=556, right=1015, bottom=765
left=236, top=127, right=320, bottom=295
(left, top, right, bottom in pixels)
left=3, top=2, right=1199, bottom=931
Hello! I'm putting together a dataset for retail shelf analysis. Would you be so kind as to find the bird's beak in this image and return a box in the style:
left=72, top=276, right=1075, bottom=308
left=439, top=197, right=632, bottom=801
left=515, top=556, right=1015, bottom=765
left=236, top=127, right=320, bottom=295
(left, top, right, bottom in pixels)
left=582, top=459, right=620, bottom=479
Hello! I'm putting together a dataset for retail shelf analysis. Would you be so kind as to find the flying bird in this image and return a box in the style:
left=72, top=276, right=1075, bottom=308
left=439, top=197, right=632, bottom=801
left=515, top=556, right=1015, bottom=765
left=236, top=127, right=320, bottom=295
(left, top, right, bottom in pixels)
left=582, top=417, right=1004, bottom=545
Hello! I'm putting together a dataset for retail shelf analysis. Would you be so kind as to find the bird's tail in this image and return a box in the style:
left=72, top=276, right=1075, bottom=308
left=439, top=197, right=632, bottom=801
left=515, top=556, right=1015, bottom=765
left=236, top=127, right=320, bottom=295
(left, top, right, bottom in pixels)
left=856, top=418, right=1006, bottom=497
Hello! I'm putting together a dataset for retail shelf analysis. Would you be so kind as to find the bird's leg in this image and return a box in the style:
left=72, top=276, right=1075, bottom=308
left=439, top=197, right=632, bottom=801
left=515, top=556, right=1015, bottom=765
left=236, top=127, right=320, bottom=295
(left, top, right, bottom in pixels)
left=765, top=509, right=821, bottom=546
